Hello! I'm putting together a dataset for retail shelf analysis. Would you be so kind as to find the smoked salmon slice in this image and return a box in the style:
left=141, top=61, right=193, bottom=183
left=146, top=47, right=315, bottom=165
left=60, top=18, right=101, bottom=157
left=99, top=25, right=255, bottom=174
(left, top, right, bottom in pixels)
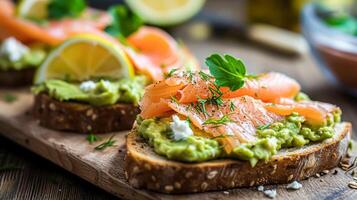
left=166, top=96, right=282, bottom=153
left=140, top=71, right=339, bottom=126
left=0, top=0, right=111, bottom=45
left=126, top=26, right=199, bottom=81
left=140, top=71, right=301, bottom=118
left=265, top=98, right=340, bottom=125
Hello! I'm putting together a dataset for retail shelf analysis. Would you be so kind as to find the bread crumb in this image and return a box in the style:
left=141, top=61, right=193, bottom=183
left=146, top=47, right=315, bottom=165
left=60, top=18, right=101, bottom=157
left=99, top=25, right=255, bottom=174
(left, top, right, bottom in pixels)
left=286, top=181, right=302, bottom=190
left=164, top=185, right=174, bottom=192
left=257, top=185, right=264, bottom=191
left=223, top=191, right=229, bottom=195
left=207, top=170, right=218, bottom=179
left=263, top=189, right=277, bottom=199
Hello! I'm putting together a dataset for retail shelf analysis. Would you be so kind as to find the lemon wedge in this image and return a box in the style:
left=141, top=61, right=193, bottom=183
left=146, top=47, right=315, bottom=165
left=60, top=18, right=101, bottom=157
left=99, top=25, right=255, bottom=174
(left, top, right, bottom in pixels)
left=125, top=0, right=206, bottom=26
left=35, top=34, right=134, bottom=84
left=17, top=0, right=49, bottom=20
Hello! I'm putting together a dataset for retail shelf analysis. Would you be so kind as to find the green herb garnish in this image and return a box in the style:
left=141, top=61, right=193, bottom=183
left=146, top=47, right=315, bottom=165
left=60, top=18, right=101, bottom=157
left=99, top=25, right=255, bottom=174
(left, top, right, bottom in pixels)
left=195, top=97, right=208, bottom=116
left=229, top=101, right=236, bottom=112
left=86, top=133, right=99, bottom=144
left=167, top=68, right=178, bottom=77
left=257, top=123, right=271, bottom=130
left=170, top=96, right=179, bottom=104
left=205, top=54, right=251, bottom=91
left=48, top=0, right=86, bottom=20
left=95, top=135, right=116, bottom=150
left=198, top=71, right=213, bottom=81
left=203, top=115, right=234, bottom=125
left=105, top=5, right=143, bottom=42
left=2, top=93, right=17, bottom=103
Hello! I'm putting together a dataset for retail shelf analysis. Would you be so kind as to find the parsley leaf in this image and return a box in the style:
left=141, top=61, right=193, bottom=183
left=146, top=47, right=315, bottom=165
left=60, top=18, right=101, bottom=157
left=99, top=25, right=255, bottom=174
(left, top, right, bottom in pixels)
left=105, top=5, right=143, bottom=41
left=203, top=115, right=234, bottom=125
left=48, top=0, right=86, bottom=20
left=95, top=135, right=116, bottom=150
left=205, top=54, right=248, bottom=91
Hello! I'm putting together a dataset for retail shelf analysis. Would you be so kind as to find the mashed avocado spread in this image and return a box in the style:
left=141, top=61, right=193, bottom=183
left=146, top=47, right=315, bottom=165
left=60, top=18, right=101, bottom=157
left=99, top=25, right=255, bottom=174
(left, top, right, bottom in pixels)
left=137, top=111, right=341, bottom=166
left=0, top=38, right=46, bottom=71
left=32, top=76, right=146, bottom=106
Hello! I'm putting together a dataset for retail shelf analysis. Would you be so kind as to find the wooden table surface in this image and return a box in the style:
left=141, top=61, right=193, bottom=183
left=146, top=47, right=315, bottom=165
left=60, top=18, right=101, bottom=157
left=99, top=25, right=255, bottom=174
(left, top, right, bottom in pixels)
left=1, top=30, right=357, bottom=199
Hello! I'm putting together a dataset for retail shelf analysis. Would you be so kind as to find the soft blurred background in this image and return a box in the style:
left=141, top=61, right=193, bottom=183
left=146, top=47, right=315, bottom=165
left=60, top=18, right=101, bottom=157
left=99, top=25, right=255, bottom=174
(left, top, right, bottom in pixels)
left=3, top=0, right=357, bottom=199
left=88, top=0, right=357, bottom=96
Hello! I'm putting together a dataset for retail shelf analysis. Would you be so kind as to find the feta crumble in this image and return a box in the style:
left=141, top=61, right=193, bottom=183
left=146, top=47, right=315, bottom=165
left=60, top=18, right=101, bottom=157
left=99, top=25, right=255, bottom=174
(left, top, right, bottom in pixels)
left=257, top=185, right=264, bottom=191
left=0, top=37, right=29, bottom=62
left=170, top=115, right=193, bottom=141
left=80, top=81, right=96, bottom=92
left=286, top=181, right=302, bottom=190
left=263, top=189, right=277, bottom=199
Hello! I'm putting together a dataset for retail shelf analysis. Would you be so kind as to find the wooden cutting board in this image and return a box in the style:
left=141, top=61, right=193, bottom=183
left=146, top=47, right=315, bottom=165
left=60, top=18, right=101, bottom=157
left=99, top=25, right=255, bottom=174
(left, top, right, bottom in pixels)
left=0, top=89, right=356, bottom=200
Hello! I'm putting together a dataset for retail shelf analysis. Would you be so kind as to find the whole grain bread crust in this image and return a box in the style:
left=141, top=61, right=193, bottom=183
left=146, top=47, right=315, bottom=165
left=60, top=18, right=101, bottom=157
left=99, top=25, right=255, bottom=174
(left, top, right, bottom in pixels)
left=0, top=68, right=35, bottom=87
left=33, top=93, right=140, bottom=133
left=124, top=122, right=351, bottom=194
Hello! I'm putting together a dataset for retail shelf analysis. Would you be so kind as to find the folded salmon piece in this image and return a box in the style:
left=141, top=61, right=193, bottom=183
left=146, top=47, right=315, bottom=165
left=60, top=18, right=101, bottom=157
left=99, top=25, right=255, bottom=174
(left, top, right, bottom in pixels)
left=140, top=71, right=301, bottom=118
left=0, top=0, right=111, bottom=45
left=166, top=96, right=283, bottom=153
left=266, top=98, right=340, bottom=125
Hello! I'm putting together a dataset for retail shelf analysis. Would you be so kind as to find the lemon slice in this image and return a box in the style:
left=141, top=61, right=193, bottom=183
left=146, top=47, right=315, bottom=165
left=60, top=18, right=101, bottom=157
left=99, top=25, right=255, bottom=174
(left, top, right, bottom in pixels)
left=35, top=34, right=134, bottom=84
left=17, top=0, right=49, bottom=20
left=125, top=0, right=206, bottom=26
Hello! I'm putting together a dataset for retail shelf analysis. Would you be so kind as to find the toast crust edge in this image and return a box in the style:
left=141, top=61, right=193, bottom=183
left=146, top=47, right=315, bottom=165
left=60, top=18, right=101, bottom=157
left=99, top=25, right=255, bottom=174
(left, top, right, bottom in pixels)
left=125, top=122, right=351, bottom=194
left=33, top=94, right=139, bottom=133
left=0, top=68, right=35, bottom=87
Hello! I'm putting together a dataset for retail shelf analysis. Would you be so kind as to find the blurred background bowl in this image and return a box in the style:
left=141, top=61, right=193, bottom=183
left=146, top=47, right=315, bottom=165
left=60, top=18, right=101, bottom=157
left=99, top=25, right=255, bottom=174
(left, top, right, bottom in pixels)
left=302, top=3, right=357, bottom=96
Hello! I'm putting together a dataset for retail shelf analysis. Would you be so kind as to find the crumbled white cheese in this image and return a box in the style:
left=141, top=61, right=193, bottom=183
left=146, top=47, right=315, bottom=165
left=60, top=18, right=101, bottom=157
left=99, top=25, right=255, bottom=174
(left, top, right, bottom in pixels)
left=263, top=189, right=277, bottom=199
left=286, top=181, right=302, bottom=190
left=0, top=37, right=29, bottom=62
left=170, top=115, right=193, bottom=141
left=257, top=185, right=264, bottom=191
left=102, top=80, right=111, bottom=88
left=80, top=80, right=96, bottom=92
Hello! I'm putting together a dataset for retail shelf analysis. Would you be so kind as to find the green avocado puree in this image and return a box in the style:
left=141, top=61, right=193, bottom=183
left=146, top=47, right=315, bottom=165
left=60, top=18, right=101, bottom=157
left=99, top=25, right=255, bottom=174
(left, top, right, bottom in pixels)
left=32, top=76, right=146, bottom=106
left=137, top=117, right=221, bottom=162
left=0, top=41, right=46, bottom=71
left=137, top=111, right=341, bottom=166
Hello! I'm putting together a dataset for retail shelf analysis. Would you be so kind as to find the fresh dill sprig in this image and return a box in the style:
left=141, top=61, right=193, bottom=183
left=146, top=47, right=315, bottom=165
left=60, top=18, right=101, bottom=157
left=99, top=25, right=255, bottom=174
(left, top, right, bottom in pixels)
left=95, top=135, right=116, bottom=150
left=167, top=68, right=178, bottom=77
left=230, top=101, right=236, bottom=111
left=86, top=133, right=99, bottom=144
left=203, top=114, right=234, bottom=125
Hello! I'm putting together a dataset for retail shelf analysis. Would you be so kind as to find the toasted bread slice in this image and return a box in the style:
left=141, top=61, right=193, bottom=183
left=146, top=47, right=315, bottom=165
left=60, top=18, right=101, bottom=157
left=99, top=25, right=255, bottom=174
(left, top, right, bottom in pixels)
left=0, top=68, right=35, bottom=87
left=125, top=122, right=351, bottom=194
left=33, top=94, right=140, bottom=133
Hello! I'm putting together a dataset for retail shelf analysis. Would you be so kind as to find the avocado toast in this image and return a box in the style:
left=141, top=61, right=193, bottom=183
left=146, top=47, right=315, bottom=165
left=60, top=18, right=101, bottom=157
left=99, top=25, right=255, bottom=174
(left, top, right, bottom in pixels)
left=31, top=21, right=199, bottom=133
left=124, top=54, right=351, bottom=193
left=0, top=0, right=112, bottom=87
left=0, top=38, right=46, bottom=87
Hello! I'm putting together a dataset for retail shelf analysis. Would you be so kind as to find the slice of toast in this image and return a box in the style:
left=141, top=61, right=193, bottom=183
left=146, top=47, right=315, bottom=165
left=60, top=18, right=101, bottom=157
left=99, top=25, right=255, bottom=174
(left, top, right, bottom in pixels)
left=125, top=122, right=351, bottom=194
left=33, top=94, right=140, bottom=133
left=0, top=68, right=35, bottom=87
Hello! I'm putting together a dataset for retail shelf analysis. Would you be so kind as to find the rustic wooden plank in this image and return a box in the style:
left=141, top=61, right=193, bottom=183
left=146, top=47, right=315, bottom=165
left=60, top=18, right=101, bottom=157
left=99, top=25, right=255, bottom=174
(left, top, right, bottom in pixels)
left=0, top=133, right=118, bottom=200
left=0, top=37, right=357, bottom=200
